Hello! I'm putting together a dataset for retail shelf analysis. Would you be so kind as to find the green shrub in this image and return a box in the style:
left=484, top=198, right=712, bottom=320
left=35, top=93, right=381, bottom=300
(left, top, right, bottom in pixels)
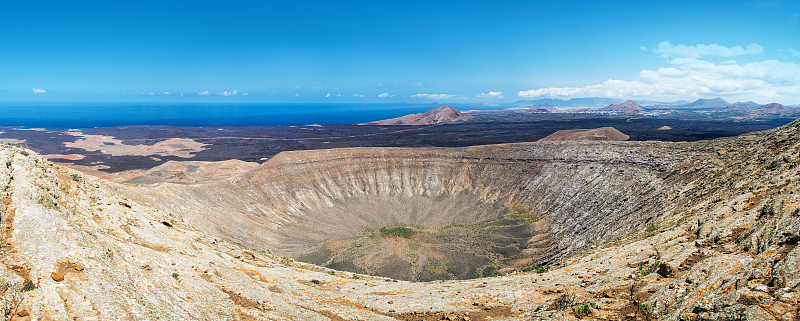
left=638, top=260, right=660, bottom=276
left=70, top=173, right=83, bottom=182
left=379, top=226, right=417, bottom=238
left=22, top=279, right=36, bottom=291
left=646, top=222, right=660, bottom=233
left=522, top=265, right=550, bottom=273
left=573, top=304, right=591, bottom=318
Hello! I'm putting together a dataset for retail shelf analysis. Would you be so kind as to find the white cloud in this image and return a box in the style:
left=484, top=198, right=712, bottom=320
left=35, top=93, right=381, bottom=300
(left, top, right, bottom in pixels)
left=241, top=92, right=248, bottom=96
left=294, top=93, right=300, bottom=97
left=199, top=91, right=210, bottom=95
left=654, top=41, right=763, bottom=58
left=163, top=91, right=171, bottom=95
left=219, top=90, right=239, bottom=96
left=411, top=93, right=461, bottom=100
left=519, top=53, right=800, bottom=102
left=378, top=93, right=393, bottom=98
left=640, top=46, right=648, bottom=51
left=31, top=88, right=46, bottom=94
left=476, top=91, right=503, bottom=98
left=353, top=93, right=365, bottom=98
left=325, top=93, right=331, bottom=97
left=788, top=49, right=800, bottom=57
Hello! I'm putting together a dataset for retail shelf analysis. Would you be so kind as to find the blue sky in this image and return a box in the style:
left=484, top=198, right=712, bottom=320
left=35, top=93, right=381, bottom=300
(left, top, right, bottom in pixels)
left=2, top=0, right=800, bottom=104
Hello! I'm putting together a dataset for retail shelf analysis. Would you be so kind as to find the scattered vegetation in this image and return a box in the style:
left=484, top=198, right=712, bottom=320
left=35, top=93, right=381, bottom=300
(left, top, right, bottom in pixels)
left=625, top=281, right=653, bottom=320
left=2, top=281, right=24, bottom=321
left=22, top=280, right=36, bottom=292
left=759, top=203, right=775, bottom=218
left=767, top=160, right=780, bottom=169
left=70, top=173, right=83, bottom=182
left=522, top=265, right=550, bottom=273
left=378, top=226, right=417, bottom=238
left=424, top=262, right=453, bottom=277
left=573, top=304, right=592, bottom=318
left=645, top=222, right=660, bottom=233
left=280, top=256, right=293, bottom=266
left=551, top=290, right=576, bottom=311
left=172, top=272, right=180, bottom=281
left=327, top=271, right=335, bottom=276
left=484, top=203, right=539, bottom=230
left=637, top=260, right=660, bottom=276
left=352, top=274, right=360, bottom=279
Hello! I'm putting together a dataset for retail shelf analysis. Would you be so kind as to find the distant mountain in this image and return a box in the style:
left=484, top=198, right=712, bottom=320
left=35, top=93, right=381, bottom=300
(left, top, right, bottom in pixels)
left=363, top=105, right=473, bottom=125
left=524, top=103, right=552, bottom=113
left=526, top=108, right=550, bottom=113
left=600, top=100, right=645, bottom=113
left=538, top=127, right=629, bottom=142
left=680, top=98, right=729, bottom=108
left=754, top=103, right=791, bottom=114
left=513, top=97, right=624, bottom=107
left=730, top=101, right=760, bottom=108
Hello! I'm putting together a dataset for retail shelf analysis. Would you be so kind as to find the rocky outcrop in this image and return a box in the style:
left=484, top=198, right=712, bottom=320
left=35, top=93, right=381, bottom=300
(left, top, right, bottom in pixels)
left=364, top=105, right=473, bottom=125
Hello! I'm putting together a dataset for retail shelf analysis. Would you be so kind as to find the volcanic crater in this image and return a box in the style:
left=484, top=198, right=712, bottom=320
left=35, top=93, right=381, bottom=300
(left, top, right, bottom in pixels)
left=5, top=120, right=800, bottom=319
left=123, top=140, right=695, bottom=281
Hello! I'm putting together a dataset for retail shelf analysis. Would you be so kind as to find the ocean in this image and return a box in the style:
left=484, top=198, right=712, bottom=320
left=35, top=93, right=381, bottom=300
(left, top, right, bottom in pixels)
left=0, top=102, right=496, bottom=128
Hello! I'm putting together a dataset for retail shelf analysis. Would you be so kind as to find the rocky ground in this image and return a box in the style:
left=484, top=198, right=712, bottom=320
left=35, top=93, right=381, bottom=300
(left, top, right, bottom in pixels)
left=1, top=118, right=800, bottom=320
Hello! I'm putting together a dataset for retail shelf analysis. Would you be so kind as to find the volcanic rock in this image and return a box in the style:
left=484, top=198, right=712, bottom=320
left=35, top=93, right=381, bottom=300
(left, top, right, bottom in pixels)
left=657, top=262, right=676, bottom=278
left=51, top=272, right=64, bottom=282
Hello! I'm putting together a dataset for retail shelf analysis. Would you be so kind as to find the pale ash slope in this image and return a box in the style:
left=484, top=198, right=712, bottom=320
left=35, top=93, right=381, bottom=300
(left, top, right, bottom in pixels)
left=537, top=127, right=629, bottom=142
left=0, top=119, right=799, bottom=319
